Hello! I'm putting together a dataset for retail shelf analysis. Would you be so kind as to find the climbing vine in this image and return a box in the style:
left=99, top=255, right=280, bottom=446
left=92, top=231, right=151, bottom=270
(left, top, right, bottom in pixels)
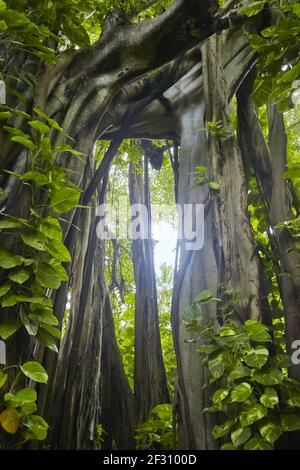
left=184, top=287, right=300, bottom=450
left=0, top=104, right=81, bottom=446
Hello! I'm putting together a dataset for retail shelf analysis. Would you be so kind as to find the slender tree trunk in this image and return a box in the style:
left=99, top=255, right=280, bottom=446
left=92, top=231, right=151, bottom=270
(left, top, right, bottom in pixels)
left=101, top=290, right=137, bottom=449
left=129, top=158, right=170, bottom=424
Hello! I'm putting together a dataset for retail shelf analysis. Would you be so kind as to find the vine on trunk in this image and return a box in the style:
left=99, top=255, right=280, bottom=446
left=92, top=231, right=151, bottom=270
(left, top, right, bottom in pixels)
left=0, top=105, right=81, bottom=447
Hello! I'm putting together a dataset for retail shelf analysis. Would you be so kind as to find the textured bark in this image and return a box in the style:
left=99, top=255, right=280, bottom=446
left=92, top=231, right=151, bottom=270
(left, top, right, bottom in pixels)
left=172, top=94, right=219, bottom=450
left=129, top=159, right=169, bottom=424
left=202, top=36, right=267, bottom=324
left=171, top=28, right=258, bottom=450
left=237, top=76, right=300, bottom=380
left=44, top=206, right=104, bottom=449
left=101, top=291, right=137, bottom=449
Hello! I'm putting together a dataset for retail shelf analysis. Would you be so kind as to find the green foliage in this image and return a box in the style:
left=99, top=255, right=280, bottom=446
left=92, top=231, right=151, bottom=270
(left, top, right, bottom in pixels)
left=184, top=289, right=300, bottom=450
left=244, top=1, right=300, bottom=109
left=193, top=165, right=220, bottom=190
left=0, top=361, right=48, bottom=445
left=0, top=105, right=81, bottom=446
left=135, top=403, right=176, bottom=450
left=0, top=0, right=173, bottom=66
left=0, top=108, right=80, bottom=350
left=107, top=143, right=177, bottom=394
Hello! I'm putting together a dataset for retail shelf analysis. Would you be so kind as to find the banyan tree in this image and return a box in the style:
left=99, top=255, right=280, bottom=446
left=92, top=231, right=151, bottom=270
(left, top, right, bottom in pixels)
left=0, top=0, right=300, bottom=451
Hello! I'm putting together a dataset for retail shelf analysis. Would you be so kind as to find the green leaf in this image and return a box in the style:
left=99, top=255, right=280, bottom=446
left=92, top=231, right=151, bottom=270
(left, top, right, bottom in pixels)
left=24, top=415, right=48, bottom=440
left=219, top=325, right=238, bottom=337
left=36, top=260, right=67, bottom=289
left=8, top=269, right=30, bottom=285
left=54, top=143, right=84, bottom=157
left=212, top=388, right=229, bottom=404
left=21, top=171, right=49, bottom=188
left=0, top=248, right=24, bottom=269
left=209, top=181, right=220, bottom=190
left=0, top=371, right=8, bottom=388
left=198, top=343, right=220, bottom=355
left=229, top=362, right=251, bottom=380
left=280, top=413, right=300, bottom=432
left=28, top=120, right=50, bottom=134
left=34, top=108, right=64, bottom=134
left=208, top=354, right=226, bottom=379
left=240, top=1, right=265, bottom=17
left=17, top=295, right=52, bottom=307
left=21, top=231, right=47, bottom=251
left=0, top=284, right=11, bottom=298
left=281, top=382, right=300, bottom=407
left=0, top=111, right=11, bottom=120
left=194, top=290, right=215, bottom=304
left=41, top=323, right=61, bottom=339
left=1, top=9, right=31, bottom=28
left=5, top=388, right=37, bottom=406
left=0, top=318, right=21, bottom=340
left=231, top=382, right=252, bottom=403
left=244, top=320, right=271, bottom=342
left=21, top=402, right=37, bottom=416
left=39, top=216, right=62, bottom=241
left=46, top=239, right=71, bottom=262
left=29, top=309, right=58, bottom=326
left=244, top=346, right=269, bottom=369
left=0, top=19, right=7, bottom=30
left=20, top=361, right=48, bottom=383
left=260, top=387, right=278, bottom=408
left=212, top=419, right=235, bottom=439
left=239, top=404, right=268, bottom=427
left=1, top=293, right=17, bottom=307
left=50, top=187, right=80, bottom=213
left=258, top=420, right=282, bottom=444
left=0, top=219, right=24, bottom=229
left=11, top=135, right=37, bottom=151
left=252, top=368, right=284, bottom=386
left=294, top=4, right=300, bottom=19
left=243, top=433, right=273, bottom=450
left=36, top=328, right=58, bottom=353
left=220, top=443, right=237, bottom=450
left=20, top=310, right=39, bottom=336
left=3, top=126, right=29, bottom=138
left=231, top=426, right=251, bottom=447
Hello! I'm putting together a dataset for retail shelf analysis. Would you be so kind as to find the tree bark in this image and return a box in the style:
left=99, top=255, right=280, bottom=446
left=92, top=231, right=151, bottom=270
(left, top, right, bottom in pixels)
left=202, top=36, right=268, bottom=324
left=129, top=158, right=170, bottom=424
left=100, top=284, right=137, bottom=450
left=237, top=75, right=300, bottom=380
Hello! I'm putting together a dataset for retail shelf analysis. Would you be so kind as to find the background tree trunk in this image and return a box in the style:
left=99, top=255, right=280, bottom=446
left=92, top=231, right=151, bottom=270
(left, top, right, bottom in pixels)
left=129, top=159, right=170, bottom=424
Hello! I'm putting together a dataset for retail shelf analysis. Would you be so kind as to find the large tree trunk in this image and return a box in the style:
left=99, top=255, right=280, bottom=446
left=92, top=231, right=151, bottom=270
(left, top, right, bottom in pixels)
left=171, top=29, right=261, bottom=449
left=202, top=36, right=269, bottom=324
left=43, top=206, right=104, bottom=449
left=129, top=158, right=169, bottom=424
left=172, top=93, right=219, bottom=450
